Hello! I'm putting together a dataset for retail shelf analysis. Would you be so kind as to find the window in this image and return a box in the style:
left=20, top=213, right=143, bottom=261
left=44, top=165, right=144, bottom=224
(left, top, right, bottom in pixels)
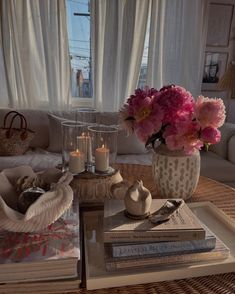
left=66, top=0, right=92, bottom=102
left=66, top=0, right=149, bottom=104
left=137, top=9, right=150, bottom=89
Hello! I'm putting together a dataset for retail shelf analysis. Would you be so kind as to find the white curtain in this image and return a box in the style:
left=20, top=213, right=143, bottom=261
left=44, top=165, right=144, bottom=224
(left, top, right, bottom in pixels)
left=91, top=0, right=150, bottom=112
left=147, top=0, right=209, bottom=97
left=0, top=0, right=71, bottom=110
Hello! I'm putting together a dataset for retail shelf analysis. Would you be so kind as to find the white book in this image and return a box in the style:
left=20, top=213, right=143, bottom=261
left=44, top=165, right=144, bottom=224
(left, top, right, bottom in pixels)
left=0, top=198, right=80, bottom=283
left=103, top=199, right=206, bottom=243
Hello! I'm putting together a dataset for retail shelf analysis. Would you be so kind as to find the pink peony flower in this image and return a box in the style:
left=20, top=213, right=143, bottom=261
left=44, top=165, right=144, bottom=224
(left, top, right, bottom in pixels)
left=119, top=85, right=225, bottom=153
left=156, top=85, right=195, bottom=124
left=195, top=95, right=226, bottom=128
left=200, top=126, right=221, bottom=144
left=123, top=88, right=163, bottom=143
left=163, top=120, right=203, bottom=154
left=127, top=87, right=158, bottom=117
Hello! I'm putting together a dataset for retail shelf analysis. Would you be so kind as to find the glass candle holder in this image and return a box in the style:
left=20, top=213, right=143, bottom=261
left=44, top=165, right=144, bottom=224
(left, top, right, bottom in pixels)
left=61, top=121, right=91, bottom=174
left=88, top=125, right=118, bottom=174
left=75, top=107, right=97, bottom=124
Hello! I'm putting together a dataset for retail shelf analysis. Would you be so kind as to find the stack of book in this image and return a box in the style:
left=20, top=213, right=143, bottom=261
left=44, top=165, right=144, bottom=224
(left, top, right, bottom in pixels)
left=103, top=199, right=229, bottom=271
left=0, top=197, right=81, bottom=293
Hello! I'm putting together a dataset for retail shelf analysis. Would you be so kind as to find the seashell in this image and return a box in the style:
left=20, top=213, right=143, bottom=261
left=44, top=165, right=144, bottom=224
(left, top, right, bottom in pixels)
left=17, top=187, right=46, bottom=214
left=149, top=199, right=184, bottom=224
left=15, top=175, right=48, bottom=192
left=0, top=169, right=74, bottom=233
left=124, top=180, right=152, bottom=217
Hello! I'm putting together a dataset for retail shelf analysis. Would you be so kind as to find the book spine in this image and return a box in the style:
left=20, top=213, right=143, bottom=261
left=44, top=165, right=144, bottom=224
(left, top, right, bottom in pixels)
left=103, top=229, right=205, bottom=243
left=110, top=237, right=216, bottom=258
left=105, top=246, right=229, bottom=271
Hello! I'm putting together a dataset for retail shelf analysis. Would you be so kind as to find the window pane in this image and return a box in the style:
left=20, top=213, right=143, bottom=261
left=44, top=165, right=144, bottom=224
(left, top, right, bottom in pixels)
left=66, top=0, right=92, bottom=98
left=138, top=12, right=150, bottom=89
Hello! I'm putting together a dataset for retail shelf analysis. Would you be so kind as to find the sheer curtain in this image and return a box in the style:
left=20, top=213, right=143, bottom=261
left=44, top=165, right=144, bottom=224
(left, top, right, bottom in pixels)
left=91, top=0, right=150, bottom=112
left=147, top=0, right=209, bottom=97
left=0, top=0, right=71, bottom=110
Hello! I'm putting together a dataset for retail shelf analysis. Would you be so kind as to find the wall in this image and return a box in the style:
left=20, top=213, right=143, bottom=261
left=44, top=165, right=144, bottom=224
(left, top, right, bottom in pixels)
left=202, top=0, right=235, bottom=122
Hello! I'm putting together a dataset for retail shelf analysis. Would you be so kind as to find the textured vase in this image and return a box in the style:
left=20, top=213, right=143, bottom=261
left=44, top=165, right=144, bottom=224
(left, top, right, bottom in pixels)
left=152, top=144, right=200, bottom=200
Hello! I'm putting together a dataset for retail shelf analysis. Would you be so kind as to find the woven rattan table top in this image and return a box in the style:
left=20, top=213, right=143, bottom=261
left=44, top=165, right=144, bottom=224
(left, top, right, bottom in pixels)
left=76, top=164, right=235, bottom=293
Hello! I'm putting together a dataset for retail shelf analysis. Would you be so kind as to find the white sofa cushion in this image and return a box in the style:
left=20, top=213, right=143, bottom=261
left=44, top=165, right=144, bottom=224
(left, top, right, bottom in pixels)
left=0, top=150, right=152, bottom=173
left=47, top=114, right=73, bottom=152
left=209, top=123, right=235, bottom=159
left=0, top=149, right=62, bottom=172
left=47, top=112, right=148, bottom=155
left=47, top=111, right=97, bottom=152
left=200, top=150, right=235, bottom=183
left=228, top=135, right=235, bottom=164
left=96, top=112, right=147, bottom=154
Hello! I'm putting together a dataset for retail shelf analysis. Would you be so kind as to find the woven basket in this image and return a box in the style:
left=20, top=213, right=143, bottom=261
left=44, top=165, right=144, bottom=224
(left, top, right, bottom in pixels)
left=0, top=111, right=35, bottom=156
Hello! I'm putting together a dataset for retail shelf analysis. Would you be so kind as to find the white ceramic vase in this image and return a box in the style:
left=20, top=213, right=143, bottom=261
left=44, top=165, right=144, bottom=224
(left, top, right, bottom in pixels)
left=152, top=144, right=200, bottom=200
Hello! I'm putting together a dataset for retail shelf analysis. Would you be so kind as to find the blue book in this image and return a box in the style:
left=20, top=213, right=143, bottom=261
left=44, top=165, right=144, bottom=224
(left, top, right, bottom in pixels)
left=107, top=225, right=216, bottom=258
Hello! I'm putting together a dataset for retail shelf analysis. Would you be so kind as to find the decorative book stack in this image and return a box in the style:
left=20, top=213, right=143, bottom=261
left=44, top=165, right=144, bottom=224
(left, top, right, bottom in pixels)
left=103, top=199, right=230, bottom=271
left=0, top=197, right=81, bottom=292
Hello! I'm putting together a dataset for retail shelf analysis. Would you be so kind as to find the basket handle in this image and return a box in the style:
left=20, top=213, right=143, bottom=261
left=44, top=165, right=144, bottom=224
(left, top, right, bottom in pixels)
left=3, top=111, right=23, bottom=128
left=4, top=111, right=29, bottom=140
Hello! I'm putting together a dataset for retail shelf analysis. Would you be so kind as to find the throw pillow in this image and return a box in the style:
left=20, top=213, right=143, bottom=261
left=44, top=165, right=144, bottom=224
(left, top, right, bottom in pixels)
left=209, top=123, right=235, bottom=159
left=96, top=112, right=147, bottom=154
left=47, top=114, right=75, bottom=153
left=47, top=112, right=97, bottom=153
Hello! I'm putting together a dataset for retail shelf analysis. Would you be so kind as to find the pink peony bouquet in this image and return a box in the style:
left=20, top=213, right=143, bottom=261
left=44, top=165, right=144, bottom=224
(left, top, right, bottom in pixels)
left=120, top=85, right=226, bottom=154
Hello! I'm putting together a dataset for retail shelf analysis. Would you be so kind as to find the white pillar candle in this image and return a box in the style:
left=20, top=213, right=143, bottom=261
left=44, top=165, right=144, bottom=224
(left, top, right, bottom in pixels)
left=77, top=133, right=86, bottom=157
left=77, top=133, right=92, bottom=163
left=68, top=149, right=85, bottom=174
left=95, top=144, right=109, bottom=172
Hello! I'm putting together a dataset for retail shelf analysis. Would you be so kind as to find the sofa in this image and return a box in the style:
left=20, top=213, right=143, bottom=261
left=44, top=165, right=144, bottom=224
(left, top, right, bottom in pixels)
left=0, top=108, right=235, bottom=188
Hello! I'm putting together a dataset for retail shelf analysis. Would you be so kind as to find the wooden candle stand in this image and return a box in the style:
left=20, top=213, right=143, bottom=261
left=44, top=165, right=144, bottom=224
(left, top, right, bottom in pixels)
left=70, top=169, right=128, bottom=204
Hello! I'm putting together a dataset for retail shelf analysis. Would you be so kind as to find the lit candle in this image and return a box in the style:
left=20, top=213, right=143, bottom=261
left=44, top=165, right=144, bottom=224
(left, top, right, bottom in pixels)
left=95, top=144, right=109, bottom=172
left=68, top=149, right=85, bottom=174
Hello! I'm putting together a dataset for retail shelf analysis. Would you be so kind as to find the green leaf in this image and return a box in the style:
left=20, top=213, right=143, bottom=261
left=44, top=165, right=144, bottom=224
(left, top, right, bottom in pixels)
left=145, top=132, right=164, bottom=149
left=204, top=143, right=210, bottom=152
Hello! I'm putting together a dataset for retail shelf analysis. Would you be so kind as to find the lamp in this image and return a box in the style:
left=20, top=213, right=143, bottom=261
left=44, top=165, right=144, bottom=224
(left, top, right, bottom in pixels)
left=217, top=61, right=235, bottom=98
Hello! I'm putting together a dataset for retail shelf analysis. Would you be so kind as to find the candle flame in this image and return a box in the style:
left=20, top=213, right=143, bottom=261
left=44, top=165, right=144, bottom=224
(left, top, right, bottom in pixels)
left=76, top=148, right=79, bottom=153
left=102, top=144, right=105, bottom=148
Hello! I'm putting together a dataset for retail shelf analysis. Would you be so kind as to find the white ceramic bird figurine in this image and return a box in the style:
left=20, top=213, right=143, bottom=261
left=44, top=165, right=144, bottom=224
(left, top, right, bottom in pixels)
left=124, top=180, right=152, bottom=218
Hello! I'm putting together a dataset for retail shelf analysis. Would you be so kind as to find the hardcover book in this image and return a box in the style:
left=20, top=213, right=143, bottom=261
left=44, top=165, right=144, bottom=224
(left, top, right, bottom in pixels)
left=0, top=277, right=80, bottom=294
left=0, top=197, right=80, bottom=284
left=105, top=237, right=229, bottom=271
left=103, top=199, right=205, bottom=243
left=106, top=225, right=216, bottom=258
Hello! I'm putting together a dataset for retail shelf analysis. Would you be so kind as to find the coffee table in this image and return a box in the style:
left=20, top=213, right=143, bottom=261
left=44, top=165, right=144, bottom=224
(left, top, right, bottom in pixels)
left=70, top=164, right=235, bottom=293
